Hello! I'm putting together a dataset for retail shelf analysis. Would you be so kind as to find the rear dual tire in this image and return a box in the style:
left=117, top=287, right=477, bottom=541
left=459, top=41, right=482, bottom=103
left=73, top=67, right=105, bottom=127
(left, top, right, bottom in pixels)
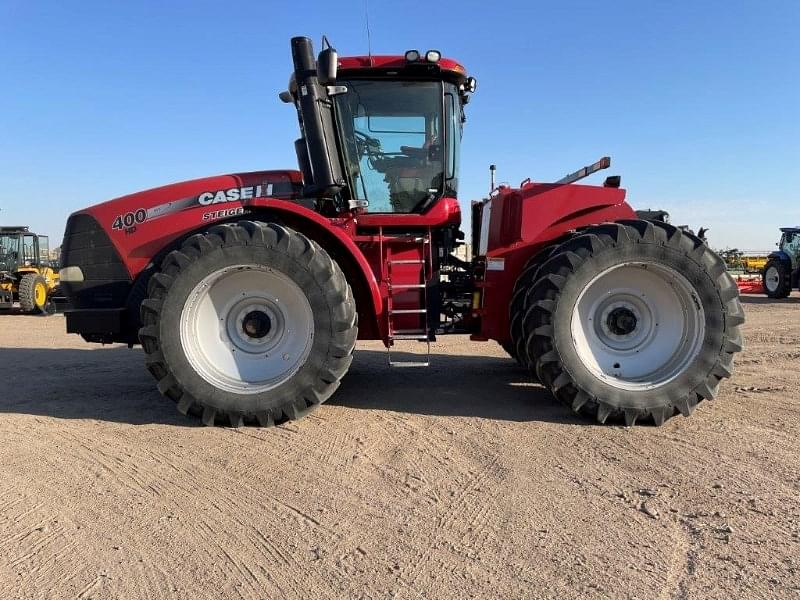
left=139, top=221, right=357, bottom=427
left=507, top=247, right=558, bottom=369
left=519, top=220, right=743, bottom=426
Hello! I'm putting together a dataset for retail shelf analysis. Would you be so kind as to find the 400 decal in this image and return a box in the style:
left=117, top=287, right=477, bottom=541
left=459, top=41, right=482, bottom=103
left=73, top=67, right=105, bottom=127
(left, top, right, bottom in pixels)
left=111, top=209, right=147, bottom=230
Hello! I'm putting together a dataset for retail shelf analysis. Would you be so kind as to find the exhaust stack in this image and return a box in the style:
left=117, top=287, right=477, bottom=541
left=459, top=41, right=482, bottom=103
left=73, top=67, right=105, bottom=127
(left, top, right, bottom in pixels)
left=290, top=36, right=346, bottom=198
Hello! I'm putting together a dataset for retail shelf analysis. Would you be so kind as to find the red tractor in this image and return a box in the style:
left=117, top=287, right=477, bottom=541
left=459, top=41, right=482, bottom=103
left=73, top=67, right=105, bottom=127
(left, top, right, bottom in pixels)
left=59, top=37, right=743, bottom=427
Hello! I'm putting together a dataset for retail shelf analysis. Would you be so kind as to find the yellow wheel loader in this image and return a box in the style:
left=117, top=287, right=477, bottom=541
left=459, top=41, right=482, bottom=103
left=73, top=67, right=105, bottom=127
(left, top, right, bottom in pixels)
left=0, top=226, right=59, bottom=314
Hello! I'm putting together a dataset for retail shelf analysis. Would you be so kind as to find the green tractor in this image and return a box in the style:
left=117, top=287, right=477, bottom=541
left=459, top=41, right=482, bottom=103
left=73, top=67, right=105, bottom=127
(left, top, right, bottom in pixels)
left=762, top=227, right=800, bottom=298
left=0, top=226, right=60, bottom=313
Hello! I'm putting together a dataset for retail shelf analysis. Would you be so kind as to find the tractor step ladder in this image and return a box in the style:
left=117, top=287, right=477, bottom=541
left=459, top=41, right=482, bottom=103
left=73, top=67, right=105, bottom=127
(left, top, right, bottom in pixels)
left=384, top=233, right=431, bottom=367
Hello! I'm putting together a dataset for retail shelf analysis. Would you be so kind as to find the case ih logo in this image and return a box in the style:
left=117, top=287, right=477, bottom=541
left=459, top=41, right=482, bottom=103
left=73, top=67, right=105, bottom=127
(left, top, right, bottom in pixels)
left=111, top=184, right=275, bottom=232
left=197, top=185, right=273, bottom=206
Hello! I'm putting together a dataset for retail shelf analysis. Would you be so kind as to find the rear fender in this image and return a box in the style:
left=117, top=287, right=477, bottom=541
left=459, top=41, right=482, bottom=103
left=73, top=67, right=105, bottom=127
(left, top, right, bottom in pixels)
left=767, top=250, right=791, bottom=265
left=476, top=183, right=636, bottom=343
left=483, top=183, right=632, bottom=254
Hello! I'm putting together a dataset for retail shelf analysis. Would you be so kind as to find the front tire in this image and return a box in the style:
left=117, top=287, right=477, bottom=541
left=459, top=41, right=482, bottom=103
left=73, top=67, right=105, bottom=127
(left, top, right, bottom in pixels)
left=139, top=221, right=357, bottom=427
left=19, top=273, right=48, bottom=314
left=762, top=259, right=791, bottom=298
left=522, top=220, right=744, bottom=426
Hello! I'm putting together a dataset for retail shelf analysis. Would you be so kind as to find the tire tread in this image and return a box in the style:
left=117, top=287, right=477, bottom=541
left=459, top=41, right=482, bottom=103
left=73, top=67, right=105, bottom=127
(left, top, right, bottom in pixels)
left=522, top=219, right=744, bottom=426
left=138, top=220, right=357, bottom=426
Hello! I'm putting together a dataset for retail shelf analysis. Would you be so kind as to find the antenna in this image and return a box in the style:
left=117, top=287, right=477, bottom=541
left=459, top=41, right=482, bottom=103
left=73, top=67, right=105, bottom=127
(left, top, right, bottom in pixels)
left=364, top=0, right=373, bottom=65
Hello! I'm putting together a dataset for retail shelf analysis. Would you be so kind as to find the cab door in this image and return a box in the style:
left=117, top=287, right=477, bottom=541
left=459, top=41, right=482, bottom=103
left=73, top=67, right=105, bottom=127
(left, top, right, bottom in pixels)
left=22, top=234, right=36, bottom=268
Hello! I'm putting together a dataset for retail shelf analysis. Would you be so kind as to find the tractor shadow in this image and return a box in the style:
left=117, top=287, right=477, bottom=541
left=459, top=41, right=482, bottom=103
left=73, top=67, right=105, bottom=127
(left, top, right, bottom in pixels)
left=739, top=294, right=800, bottom=305
left=0, top=346, right=193, bottom=426
left=332, top=350, right=586, bottom=425
left=0, top=347, right=585, bottom=426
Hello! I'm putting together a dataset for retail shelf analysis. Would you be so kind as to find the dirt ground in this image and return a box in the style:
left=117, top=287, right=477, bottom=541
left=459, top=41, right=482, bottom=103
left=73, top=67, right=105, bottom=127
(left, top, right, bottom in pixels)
left=0, top=295, right=798, bottom=599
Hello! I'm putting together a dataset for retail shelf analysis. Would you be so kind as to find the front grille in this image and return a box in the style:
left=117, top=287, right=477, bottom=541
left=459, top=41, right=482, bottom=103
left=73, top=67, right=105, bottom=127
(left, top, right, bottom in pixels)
left=61, top=213, right=131, bottom=308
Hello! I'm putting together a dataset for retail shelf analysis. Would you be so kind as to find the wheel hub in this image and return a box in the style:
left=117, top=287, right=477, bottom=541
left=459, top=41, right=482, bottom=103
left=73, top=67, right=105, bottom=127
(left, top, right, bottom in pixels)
left=606, top=306, right=638, bottom=336
left=180, top=265, right=314, bottom=394
left=765, top=266, right=779, bottom=291
left=242, top=310, right=272, bottom=339
left=570, top=262, right=705, bottom=390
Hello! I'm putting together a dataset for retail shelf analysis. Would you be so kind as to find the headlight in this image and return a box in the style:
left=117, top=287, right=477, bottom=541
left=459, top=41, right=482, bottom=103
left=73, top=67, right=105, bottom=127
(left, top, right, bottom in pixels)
left=405, top=50, right=420, bottom=62
left=58, top=266, right=84, bottom=282
left=425, top=50, right=441, bottom=63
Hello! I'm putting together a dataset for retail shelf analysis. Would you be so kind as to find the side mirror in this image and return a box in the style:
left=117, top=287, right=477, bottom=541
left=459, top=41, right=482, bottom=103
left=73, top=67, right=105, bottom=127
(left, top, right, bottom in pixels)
left=317, top=47, right=338, bottom=85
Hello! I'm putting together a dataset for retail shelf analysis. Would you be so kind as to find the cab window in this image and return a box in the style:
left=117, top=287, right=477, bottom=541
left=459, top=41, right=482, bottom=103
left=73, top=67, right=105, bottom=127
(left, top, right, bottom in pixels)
left=23, top=235, right=36, bottom=263
left=335, top=80, right=447, bottom=213
left=39, top=236, right=50, bottom=264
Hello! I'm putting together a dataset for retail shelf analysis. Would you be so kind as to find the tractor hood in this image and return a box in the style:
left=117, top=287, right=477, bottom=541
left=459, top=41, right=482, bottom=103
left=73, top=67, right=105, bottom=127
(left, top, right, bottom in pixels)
left=63, top=170, right=304, bottom=281
left=81, top=170, right=303, bottom=223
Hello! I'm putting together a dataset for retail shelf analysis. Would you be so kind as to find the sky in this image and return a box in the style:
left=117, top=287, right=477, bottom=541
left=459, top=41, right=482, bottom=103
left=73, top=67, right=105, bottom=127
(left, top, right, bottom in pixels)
left=1, top=0, right=798, bottom=252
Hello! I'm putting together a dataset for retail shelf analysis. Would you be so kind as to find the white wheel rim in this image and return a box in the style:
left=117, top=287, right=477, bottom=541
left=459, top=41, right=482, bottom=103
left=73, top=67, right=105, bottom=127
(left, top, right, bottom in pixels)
left=570, top=262, right=705, bottom=390
left=765, top=266, right=780, bottom=292
left=180, top=265, right=314, bottom=394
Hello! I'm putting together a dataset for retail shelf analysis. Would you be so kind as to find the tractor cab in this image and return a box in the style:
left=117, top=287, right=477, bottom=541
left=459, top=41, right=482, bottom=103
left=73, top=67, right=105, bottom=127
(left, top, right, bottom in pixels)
left=281, top=37, right=476, bottom=219
left=778, top=227, right=800, bottom=269
left=0, top=230, right=21, bottom=274
left=0, top=226, right=51, bottom=274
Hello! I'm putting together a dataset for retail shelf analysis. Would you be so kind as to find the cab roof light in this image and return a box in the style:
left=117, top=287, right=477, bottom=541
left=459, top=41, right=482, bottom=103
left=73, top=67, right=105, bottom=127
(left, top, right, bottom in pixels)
left=405, top=50, right=420, bottom=62
left=425, top=50, right=441, bottom=63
